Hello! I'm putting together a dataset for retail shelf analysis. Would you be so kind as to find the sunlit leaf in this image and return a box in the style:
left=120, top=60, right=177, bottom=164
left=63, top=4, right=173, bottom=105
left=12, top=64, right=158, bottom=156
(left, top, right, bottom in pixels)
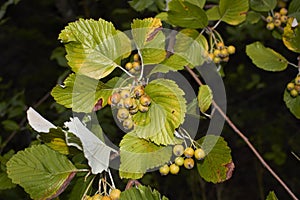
left=250, top=0, right=276, bottom=12
left=131, top=79, right=186, bottom=145
left=246, top=11, right=262, bottom=24
left=51, top=73, right=118, bottom=113
left=219, top=0, right=249, bottom=25
left=148, top=54, right=187, bottom=75
left=7, top=145, right=77, bottom=200
left=167, top=0, right=208, bottom=28
left=206, top=6, right=221, bottom=21
left=283, top=89, right=300, bottom=119
left=266, top=191, right=278, bottom=200
left=198, top=85, right=213, bottom=113
left=120, top=185, right=169, bottom=200
left=65, top=117, right=117, bottom=174
left=119, top=133, right=172, bottom=179
left=131, top=18, right=166, bottom=65
left=59, top=18, right=131, bottom=79
left=197, top=135, right=233, bottom=183
left=246, top=42, right=288, bottom=71
left=282, top=18, right=300, bottom=53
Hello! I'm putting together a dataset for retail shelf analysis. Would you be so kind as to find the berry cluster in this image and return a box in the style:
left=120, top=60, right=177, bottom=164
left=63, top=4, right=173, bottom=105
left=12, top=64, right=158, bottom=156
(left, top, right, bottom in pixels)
left=208, top=42, right=236, bottom=64
left=125, top=54, right=141, bottom=75
left=159, top=144, right=205, bottom=176
left=108, top=85, right=151, bottom=130
left=266, top=8, right=288, bottom=30
left=286, top=75, right=300, bottom=98
left=84, top=188, right=121, bottom=200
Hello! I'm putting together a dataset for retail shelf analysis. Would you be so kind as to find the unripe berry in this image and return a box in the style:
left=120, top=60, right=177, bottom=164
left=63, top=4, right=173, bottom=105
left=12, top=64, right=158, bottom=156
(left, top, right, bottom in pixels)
left=116, top=99, right=124, bottom=108
left=111, top=92, right=121, bottom=104
left=222, top=56, right=230, bottom=62
left=227, top=45, right=236, bottom=54
left=132, top=61, right=141, bottom=71
left=133, top=53, right=140, bottom=61
left=120, top=89, right=131, bottom=99
left=117, top=108, right=129, bottom=120
left=280, top=8, right=288, bottom=16
left=295, top=75, right=300, bottom=85
left=220, top=49, right=228, bottom=57
left=129, top=68, right=136, bottom=74
left=140, top=94, right=151, bottom=106
left=84, top=195, right=92, bottom=200
left=266, top=16, right=273, bottom=23
left=101, top=196, right=112, bottom=200
left=213, top=49, right=221, bottom=57
left=174, top=156, right=184, bottom=166
left=123, top=97, right=133, bottom=109
left=287, top=82, right=295, bottom=91
left=173, top=144, right=184, bottom=156
left=274, top=19, right=281, bottom=27
left=213, top=57, right=221, bottom=64
left=208, top=53, right=215, bottom=60
left=138, top=104, right=149, bottom=112
left=266, top=23, right=275, bottom=30
left=110, top=188, right=121, bottom=200
left=290, top=89, right=298, bottom=97
left=184, top=158, right=195, bottom=169
left=159, top=164, right=170, bottom=175
left=274, top=12, right=281, bottom=19
left=123, top=118, right=134, bottom=130
left=129, top=106, right=139, bottom=115
left=184, top=147, right=194, bottom=158
left=194, top=148, right=205, bottom=160
left=125, top=62, right=133, bottom=70
left=134, top=85, right=145, bottom=97
left=92, top=194, right=102, bottom=200
left=169, top=163, right=180, bottom=175
left=281, top=15, right=288, bottom=23
left=216, top=42, right=225, bottom=50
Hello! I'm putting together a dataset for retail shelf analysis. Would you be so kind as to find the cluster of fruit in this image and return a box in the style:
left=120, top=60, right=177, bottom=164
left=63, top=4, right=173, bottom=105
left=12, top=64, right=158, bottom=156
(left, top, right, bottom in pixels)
left=266, top=8, right=288, bottom=30
left=84, top=188, right=121, bottom=200
left=159, top=144, right=205, bottom=175
left=208, top=42, right=236, bottom=64
left=108, top=85, right=151, bottom=130
left=125, top=54, right=141, bottom=75
left=286, top=75, right=300, bottom=97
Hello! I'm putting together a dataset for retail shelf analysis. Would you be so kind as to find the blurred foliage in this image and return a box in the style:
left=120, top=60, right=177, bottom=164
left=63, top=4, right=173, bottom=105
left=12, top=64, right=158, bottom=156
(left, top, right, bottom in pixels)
left=0, top=0, right=299, bottom=199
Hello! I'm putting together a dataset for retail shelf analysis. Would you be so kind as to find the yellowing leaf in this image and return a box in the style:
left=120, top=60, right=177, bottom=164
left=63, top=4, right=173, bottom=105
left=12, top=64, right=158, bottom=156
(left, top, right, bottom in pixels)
left=282, top=17, right=300, bottom=53
left=198, top=85, right=213, bottom=113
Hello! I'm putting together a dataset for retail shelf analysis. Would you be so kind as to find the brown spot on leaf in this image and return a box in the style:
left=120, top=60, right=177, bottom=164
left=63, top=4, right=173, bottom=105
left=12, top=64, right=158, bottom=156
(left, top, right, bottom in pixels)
left=225, top=161, right=235, bottom=181
left=93, top=98, right=103, bottom=112
left=146, top=27, right=163, bottom=42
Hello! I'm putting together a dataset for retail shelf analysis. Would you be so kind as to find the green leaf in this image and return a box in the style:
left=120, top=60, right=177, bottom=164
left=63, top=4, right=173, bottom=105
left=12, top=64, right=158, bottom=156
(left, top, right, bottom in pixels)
left=131, top=79, right=186, bottom=145
left=266, top=191, right=278, bottom=200
left=120, top=185, right=169, bottom=200
left=1, top=120, right=19, bottom=131
left=246, top=42, right=288, bottom=71
left=68, top=175, right=95, bottom=200
left=197, top=135, right=233, bottom=183
left=174, top=29, right=206, bottom=67
left=250, top=0, right=277, bottom=12
left=167, top=0, right=208, bottom=28
left=51, top=73, right=117, bottom=113
left=119, top=133, right=172, bottom=179
left=185, top=0, right=206, bottom=8
left=288, top=0, right=300, bottom=14
left=7, top=145, right=77, bottom=200
left=246, top=11, right=262, bottom=24
left=198, top=85, right=213, bottom=113
left=149, top=54, right=188, bottom=75
left=282, top=18, right=300, bottom=53
left=284, top=89, right=300, bottom=119
left=219, top=0, right=249, bottom=25
left=129, top=0, right=154, bottom=11
left=131, top=18, right=166, bottom=65
left=0, top=172, right=15, bottom=189
left=206, top=6, right=221, bottom=21
left=59, top=18, right=131, bottom=79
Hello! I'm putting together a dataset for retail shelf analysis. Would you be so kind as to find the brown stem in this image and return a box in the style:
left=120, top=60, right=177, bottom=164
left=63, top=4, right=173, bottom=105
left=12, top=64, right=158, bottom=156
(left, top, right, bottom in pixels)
left=184, top=66, right=299, bottom=200
left=125, top=179, right=141, bottom=190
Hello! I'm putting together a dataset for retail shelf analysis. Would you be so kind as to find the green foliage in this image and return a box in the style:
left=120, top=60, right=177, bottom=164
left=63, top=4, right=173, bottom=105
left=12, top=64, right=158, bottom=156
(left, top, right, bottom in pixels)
left=283, top=89, right=300, bottom=119
left=266, top=191, right=278, bottom=200
left=250, top=0, right=277, bottom=12
left=197, top=135, right=232, bottom=183
left=59, top=18, right=131, bottom=79
left=119, top=133, right=172, bottom=179
left=219, top=0, right=249, bottom=25
left=6, top=145, right=77, bottom=200
left=198, top=85, right=213, bottom=113
left=0, top=150, right=15, bottom=190
left=167, top=0, right=208, bottom=29
left=246, top=42, right=288, bottom=71
left=282, top=18, right=300, bottom=53
left=120, top=185, right=168, bottom=200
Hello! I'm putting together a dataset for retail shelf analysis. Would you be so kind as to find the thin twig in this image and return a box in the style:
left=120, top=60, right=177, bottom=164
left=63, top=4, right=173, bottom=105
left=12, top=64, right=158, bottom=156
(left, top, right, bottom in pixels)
left=184, top=66, right=299, bottom=200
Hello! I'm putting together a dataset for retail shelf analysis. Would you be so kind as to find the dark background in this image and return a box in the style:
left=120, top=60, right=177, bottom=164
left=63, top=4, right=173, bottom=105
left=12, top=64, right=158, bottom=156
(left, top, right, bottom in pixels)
left=0, top=0, right=299, bottom=199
